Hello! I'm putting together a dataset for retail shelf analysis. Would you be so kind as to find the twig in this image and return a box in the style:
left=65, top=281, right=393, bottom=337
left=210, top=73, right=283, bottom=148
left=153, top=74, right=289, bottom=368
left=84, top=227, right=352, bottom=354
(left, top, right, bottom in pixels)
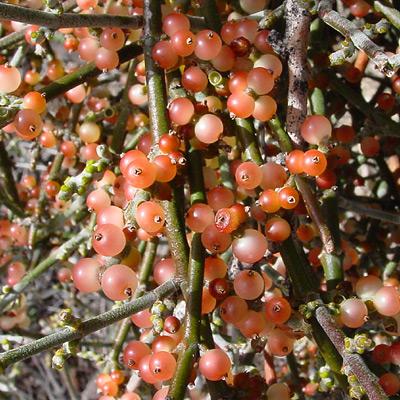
left=110, top=60, right=137, bottom=155
left=0, top=216, right=95, bottom=313
left=321, top=189, right=341, bottom=251
left=201, top=315, right=233, bottom=399
left=235, top=118, right=263, bottom=165
left=169, top=147, right=207, bottom=400
left=263, top=351, right=277, bottom=385
left=0, top=140, right=24, bottom=217
left=36, top=152, right=64, bottom=215
left=315, top=307, right=388, bottom=400
left=338, top=197, right=400, bottom=224
left=259, top=3, right=285, bottom=29
left=281, top=1, right=342, bottom=287
left=375, top=154, right=400, bottom=205
left=318, top=0, right=399, bottom=76
left=0, top=3, right=143, bottom=29
left=108, top=238, right=158, bottom=369
left=0, top=278, right=182, bottom=371
left=59, top=363, right=79, bottom=400
left=0, top=42, right=143, bottom=129
left=374, top=1, right=400, bottom=30
left=199, top=0, right=222, bottom=32
left=284, top=0, right=311, bottom=147
left=143, top=0, right=189, bottom=278
left=287, top=353, right=305, bottom=400
left=294, top=177, right=336, bottom=254
left=0, top=31, right=25, bottom=50
left=269, top=118, right=343, bottom=288
left=328, top=74, right=400, bottom=137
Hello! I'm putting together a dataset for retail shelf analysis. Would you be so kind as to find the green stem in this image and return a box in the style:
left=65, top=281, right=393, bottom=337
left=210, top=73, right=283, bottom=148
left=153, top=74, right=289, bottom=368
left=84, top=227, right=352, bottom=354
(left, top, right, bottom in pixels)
left=0, top=278, right=182, bottom=371
left=60, top=364, right=79, bottom=400
left=124, top=127, right=148, bottom=151
left=279, top=236, right=318, bottom=300
left=143, top=0, right=189, bottom=278
left=287, top=353, right=305, bottom=400
left=0, top=218, right=94, bottom=313
left=328, top=74, right=400, bottom=137
left=199, top=0, right=222, bottom=32
left=295, top=176, right=343, bottom=290
left=0, top=31, right=25, bottom=50
left=309, top=316, right=348, bottom=390
left=235, top=118, right=263, bottom=165
left=109, top=318, right=132, bottom=370
left=185, top=234, right=205, bottom=344
left=338, top=197, right=400, bottom=224
left=267, top=117, right=292, bottom=153
left=110, top=60, right=137, bottom=155
left=109, top=238, right=158, bottom=369
left=310, top=87, right=326, bottom=115
left=137, top=239, right=158, bottom=294
left=200, top=315, right=232, bottom=399
left=169, top=147, right=206, bottom=400
left=0, top=43, right=143, bottom=129
left=0, top=140, right=24, bottom=217
left=187, top=148, right=207, bottom=204
left=9, top=44, right=28, bottom=68
left=168, top=344, right=198, bottom=400
left=219, top=152, right=234, bottom=190
left=0, top=3, right=143, bottom=29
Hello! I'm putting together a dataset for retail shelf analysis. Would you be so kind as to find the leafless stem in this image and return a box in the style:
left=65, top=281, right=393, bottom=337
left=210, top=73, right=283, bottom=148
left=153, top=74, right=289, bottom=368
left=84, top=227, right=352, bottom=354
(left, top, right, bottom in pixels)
left=318, top=0, right=399, bottom=76
left=284, top=0, right=311, bottom=147
left=0, top=2, right=143, bottom=29
left=338, top=197, right=400, bottom=225
left=315, top=307, right=388, bottom=400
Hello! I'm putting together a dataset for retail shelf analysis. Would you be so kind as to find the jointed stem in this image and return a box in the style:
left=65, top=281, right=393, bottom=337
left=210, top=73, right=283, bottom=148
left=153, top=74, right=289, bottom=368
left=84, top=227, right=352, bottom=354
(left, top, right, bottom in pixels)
left=169, top=147, right=207, bottom=400
left=236, top=118, right=263, bottom=165
left=108, top=238, right=159, bottom=369
left=110, top=61, right=137, bottom=155
left=0, top=3, right=143, bottom=29
left=0, top=278, right=182, bottom=371
left=200, top=0, right=222, bottom=32
left=0, top=140, right=24, bottom=217
left=0, top=217, right=95, bottom=313
left=374, top=1, right=400, bottom=30
left=338, top=197, right=400, bottom=224
left=294, top=176, right=343, bottom=288
left=0, top=43, right=143, bottom=130
left=143, top=0, right=189, bottom=278
left=315, top=307, right=388, bottom=400
left=318, top=0, right=399, bottom=76
left=328, top=74, right=400, bottom=137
